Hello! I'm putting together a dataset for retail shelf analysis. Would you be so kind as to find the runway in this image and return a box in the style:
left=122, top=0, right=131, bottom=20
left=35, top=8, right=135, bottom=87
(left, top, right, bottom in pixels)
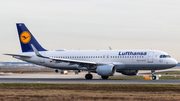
left=0, top=71, right=179, bottom=84
left=0, top=78, right=179, bottom=84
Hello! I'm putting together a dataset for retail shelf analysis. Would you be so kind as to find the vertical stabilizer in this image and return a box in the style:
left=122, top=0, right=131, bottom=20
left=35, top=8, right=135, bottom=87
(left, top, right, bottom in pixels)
left=16, top=23, right=46, bottom=52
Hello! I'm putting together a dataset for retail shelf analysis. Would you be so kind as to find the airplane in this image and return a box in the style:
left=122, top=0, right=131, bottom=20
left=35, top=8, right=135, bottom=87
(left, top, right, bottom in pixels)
left=4, top=23, right=178, bottom=80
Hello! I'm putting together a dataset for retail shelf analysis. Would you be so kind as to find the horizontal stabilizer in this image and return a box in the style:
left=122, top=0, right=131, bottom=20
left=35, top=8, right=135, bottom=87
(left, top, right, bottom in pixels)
left=4, top=54, right=32, bottom=58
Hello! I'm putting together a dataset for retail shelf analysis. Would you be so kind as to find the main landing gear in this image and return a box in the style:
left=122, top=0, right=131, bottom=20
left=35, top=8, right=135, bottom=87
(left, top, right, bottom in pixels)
left=84, top=71, right=109, bottom=80
left=85, top=71, right=93, bottom=80
left=151, top=70, right=156, bottom=80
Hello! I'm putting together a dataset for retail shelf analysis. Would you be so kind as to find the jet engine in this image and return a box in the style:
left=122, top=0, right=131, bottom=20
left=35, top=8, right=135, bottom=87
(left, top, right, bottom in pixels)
left=55, top=69, right=59, bottom=73
left=118, top=70, right=138, bottom=76
left=96, top=64, right=116, bottom=76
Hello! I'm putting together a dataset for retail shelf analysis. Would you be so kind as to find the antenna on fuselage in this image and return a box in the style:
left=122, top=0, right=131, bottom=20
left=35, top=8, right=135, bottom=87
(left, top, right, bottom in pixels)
left=109, top=46, right=112, bottom=50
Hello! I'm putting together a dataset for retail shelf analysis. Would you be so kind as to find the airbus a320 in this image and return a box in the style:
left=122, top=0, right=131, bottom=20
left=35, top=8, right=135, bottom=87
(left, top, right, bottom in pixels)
left=5, top=23, right=178, bottom=80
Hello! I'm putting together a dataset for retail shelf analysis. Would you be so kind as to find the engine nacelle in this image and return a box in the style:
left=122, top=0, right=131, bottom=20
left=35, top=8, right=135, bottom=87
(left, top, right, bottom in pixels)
left=96, top=64, right=116, bottom=76
left=55, top=69, right=59, bottom=73
left=119, top=70, right=138, bottom=76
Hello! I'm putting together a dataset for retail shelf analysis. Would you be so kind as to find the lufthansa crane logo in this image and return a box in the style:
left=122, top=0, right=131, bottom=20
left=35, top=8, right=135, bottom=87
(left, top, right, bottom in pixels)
left=20, top=31, right=31, bottom=44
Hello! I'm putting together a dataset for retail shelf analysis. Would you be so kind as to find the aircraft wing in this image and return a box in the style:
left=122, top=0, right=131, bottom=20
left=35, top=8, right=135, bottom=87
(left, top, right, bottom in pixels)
left=4, top=54, right=32, bottom=58
left=31, top=44, right=97, bottom=65
left=49, top=57, right=97, bottom=64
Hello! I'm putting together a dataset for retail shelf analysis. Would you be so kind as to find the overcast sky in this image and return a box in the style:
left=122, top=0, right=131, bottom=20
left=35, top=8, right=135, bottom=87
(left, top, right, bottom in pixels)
left=0, top=0, right=180, bottom=62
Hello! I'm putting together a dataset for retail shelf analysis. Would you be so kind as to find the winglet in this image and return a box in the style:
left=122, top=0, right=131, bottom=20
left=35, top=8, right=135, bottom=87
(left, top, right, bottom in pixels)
left=31, top=44, right=45, bottom=58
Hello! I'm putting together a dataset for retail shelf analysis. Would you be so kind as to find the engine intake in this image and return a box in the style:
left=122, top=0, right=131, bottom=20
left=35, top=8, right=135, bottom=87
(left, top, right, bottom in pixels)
left=96, top=64, right=116, bottom=76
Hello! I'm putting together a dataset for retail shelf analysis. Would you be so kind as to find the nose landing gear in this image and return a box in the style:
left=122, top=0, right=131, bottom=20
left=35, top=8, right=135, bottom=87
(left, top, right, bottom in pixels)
left=151, top=70, right=156, bottom=80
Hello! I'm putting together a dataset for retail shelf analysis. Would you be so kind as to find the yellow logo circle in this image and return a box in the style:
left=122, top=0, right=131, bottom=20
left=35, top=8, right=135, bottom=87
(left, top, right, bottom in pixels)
left=20, top=31, right=31, bottom=44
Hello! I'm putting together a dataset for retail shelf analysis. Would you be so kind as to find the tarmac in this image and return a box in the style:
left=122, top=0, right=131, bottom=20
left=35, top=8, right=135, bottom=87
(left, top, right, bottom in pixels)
left=0, top=71, right=179, bottom=84
left=0, top=78, right=179, bottom=84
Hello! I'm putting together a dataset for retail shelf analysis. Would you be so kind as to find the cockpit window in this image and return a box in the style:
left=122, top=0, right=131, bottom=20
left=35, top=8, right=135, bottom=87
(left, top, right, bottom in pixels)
left=160, top=55, right=171, bottom=58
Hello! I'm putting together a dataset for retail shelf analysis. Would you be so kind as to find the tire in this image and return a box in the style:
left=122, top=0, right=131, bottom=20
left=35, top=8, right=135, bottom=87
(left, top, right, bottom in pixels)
left=101, top=76, right=109, bottom=79
left=152, top=76, right=156, bottom=80
left=85, top=74, right=93, bottom=80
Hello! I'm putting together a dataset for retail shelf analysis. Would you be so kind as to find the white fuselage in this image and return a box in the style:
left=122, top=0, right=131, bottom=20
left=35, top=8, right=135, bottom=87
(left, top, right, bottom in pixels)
left=14, top=50, right=177, bottom=71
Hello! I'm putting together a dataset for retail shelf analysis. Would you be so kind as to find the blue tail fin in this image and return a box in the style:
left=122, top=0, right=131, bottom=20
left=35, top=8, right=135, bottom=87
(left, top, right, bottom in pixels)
left=16, top=23, right=47, bottom=52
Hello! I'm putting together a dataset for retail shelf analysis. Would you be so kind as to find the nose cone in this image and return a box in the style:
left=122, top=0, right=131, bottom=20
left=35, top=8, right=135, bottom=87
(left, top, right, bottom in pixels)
left=171, top=58, right=178, bottom=67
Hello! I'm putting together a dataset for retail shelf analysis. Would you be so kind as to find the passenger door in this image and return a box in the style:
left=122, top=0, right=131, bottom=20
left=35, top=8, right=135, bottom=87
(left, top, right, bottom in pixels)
left=148, top=52, right=154, bottom=63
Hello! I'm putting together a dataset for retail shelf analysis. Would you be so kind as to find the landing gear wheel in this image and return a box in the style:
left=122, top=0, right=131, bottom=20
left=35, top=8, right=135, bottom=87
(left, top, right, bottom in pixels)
left=101, top=76, right=109, bottom=79
left=85, top=74, right=93, bottom=80
left=152, top=76, right=156, bottom=80
left=151, top=70, right=156, bottom=80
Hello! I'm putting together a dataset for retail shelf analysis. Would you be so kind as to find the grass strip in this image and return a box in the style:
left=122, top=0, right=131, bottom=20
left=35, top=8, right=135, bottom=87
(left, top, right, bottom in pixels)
left=0, top=83, right=180, bottom=101
left=0, top=83, right=180, bottom=89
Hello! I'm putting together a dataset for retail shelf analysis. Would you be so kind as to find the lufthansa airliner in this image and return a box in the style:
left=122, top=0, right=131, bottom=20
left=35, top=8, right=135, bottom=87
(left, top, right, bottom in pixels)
left=5, top=23, right=178, bottom=80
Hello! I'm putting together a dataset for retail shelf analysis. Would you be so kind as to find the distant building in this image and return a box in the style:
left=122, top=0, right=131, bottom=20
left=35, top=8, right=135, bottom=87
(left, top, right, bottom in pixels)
left=0, top=62, right=3, bottom=66
left=1, top=62, right=37, bottom=67
left=176, top=63, right=180, bottom=67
